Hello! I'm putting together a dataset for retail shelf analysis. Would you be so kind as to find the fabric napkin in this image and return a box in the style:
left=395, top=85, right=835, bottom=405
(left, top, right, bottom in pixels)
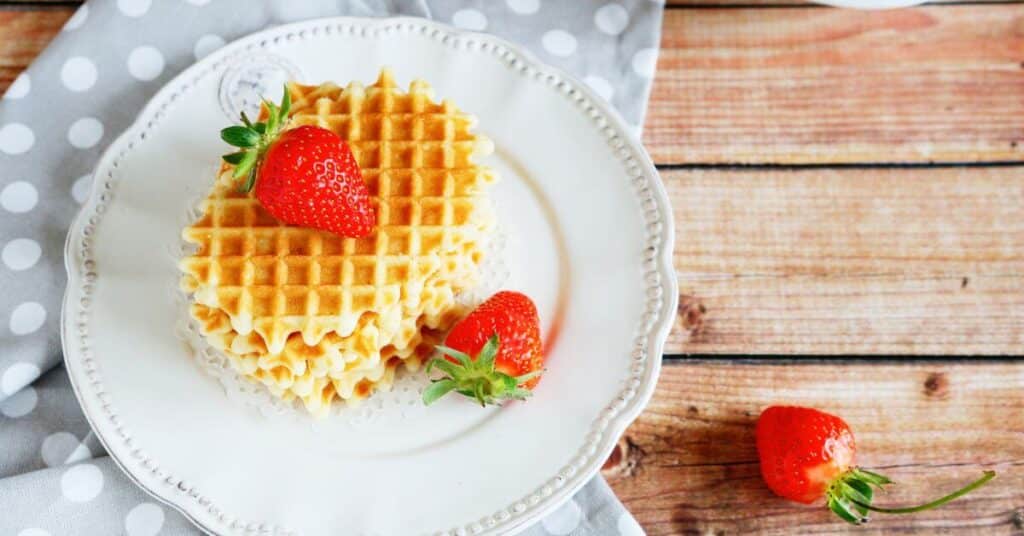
left=0, top=1, right=661, bottom=534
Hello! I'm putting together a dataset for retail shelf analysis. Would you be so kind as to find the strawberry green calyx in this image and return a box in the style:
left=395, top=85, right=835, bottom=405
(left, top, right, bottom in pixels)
left=826, top=468, right=995, bottom=524
left=220, top=86, right=292, bottom=192
left=422, top=335, right=540, bottom=407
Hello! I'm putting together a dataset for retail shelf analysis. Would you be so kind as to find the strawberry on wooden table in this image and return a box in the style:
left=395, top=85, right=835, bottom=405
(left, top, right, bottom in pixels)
left=423, top=291, right=544, bottom=407
left=220, top=89, right=375, bottom=237
left=756, top=405, right=995, bottom=524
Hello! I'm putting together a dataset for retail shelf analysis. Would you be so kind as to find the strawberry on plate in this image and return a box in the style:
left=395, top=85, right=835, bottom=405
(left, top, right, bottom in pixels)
left=423, top=291, right=544, bottom=407
left=220, top=89, right=375, bottom=237
left=756, top=405, right=995, bottom=524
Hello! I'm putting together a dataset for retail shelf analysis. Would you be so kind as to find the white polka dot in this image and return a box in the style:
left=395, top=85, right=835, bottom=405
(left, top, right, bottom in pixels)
left=117, top=0, right=151, bottom=17
left=5, top=73, right=30, bottom=99
left=9, top=302, right=46, bottom=335
left=2, top=362, right=40, bottom=395
left=61, top=463, right=104, bottom=502
left=193, top=34, right=226, bottom=60
left=61, top=57, right=98, bottom=92
left=595, top=4, right=630, bottom=35
left=617, top=512, right=644, bottom=535
left=1, top=182, right=38, bottom=213
left=632, top=47, right=658, bottom=78
left=127, top=46, right=165, bottom=81
left=507, top=0, right=539, bottom=14
left=3, top=239, right=41, bottom=271
left=18, top=529, right=52, bottom=536
left=67, top=117, right=104, bottom=149
left=185, top=0, right=213, bottom=4
left=541, top=499, right=583, bottom=535
left=542, top=30, right=577, bottom=57
left=1, top=387, right=37, bottom=418
left=63, top=5, right=89, bottom=31
left=125, top=503, right=165, bottom=536
left=0, top=123, right=35, bottom=155
left=42, top=432, right=93, bottom=467
left=72, top=174, right=93, bottom=204
left=452, top=9, right=487, bottom=31
left=583, top=76, right=614, bottom=101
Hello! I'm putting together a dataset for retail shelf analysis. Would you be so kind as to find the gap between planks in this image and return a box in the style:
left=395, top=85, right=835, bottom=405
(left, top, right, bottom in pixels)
left=2, top=6, right=1023, bottom=165
left=1, top=0, right=1021, bottom=6
left=663, top=0, right=1024, bottom=7
left=0, top=6, right=1020, bottom=531
left=0, top=2, right=80, bottom=9
left=663, top=355, right=1024, bottom=362
left=0, top=9, right=1020, bottom=355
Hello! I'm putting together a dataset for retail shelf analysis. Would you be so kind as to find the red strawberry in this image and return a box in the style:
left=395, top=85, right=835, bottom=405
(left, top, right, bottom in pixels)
left=220, top=90, right=374, bottom=237
left=423, top=291, right=544, bottom=406
left=756, top=405, right=995, bottom=524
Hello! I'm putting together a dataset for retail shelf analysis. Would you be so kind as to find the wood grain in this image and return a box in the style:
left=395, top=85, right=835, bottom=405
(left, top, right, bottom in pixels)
left=664, top=167, right=1024, bottom=354
left=665, top=0, right=1021, bottom=5
left=0, top=10, right=1016, bottom=353
left=0, top=3, right=1022, bottom=536
left=0, top=10, right=70, bottom=90
left=607, top=361, right=1024, bottom=535
left=646, top=6, right=1024, bottom=164
left=3, top=7, right=1024, bottom=165
left=0, top=0, right=1016, bottom=7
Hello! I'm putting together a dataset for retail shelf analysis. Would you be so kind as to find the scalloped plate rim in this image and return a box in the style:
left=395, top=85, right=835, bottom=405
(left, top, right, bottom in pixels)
left=61, top=15, right=677, bottom=536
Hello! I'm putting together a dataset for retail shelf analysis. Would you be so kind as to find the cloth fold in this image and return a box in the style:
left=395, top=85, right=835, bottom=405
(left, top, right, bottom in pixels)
left=0, top=1, right=661, bottom=534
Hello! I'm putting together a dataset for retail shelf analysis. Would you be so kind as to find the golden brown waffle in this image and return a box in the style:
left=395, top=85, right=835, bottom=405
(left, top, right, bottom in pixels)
left=180, top=68, right=496, bottom=355
left=190, top=277, right=468, bottom=382
left=191, top=302, right=455, bottom=417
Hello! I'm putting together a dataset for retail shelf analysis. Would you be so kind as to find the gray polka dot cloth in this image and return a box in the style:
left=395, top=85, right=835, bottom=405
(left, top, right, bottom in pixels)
left=0, top=1, right=661, bottom=534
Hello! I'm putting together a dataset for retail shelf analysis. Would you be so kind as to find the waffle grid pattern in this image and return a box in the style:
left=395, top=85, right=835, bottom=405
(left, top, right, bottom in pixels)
left=179, top=69, right=497, bottom=413
left=181, top=70, right=495, bottom=352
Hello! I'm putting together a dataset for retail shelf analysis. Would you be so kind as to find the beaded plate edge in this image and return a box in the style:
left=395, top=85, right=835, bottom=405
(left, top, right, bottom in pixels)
left=60, top=16, right=677, bottom=536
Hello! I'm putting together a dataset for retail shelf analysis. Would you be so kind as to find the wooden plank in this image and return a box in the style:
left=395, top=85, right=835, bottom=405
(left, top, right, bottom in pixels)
left=673, top=275, right=1024, bottom=354
left=646, top=6, right=1024, bottom=164
left=606, top=362, right=1024, bottom=534
left=0, top=10, right=71, bottom=90
left=665, top=0, right=1020, bottom=5
left=1, top=10, right=1020, bottom=355
left=2, top=7, right=1023, bottom=166
left=663, top=167, right=1024, bottom=354
left=0, top=0, right=1016, bottom=7
left=0, top=0, right=1016, bottom=6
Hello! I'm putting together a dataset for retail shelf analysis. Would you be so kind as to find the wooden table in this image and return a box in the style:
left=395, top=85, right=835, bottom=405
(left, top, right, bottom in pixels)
left=4, top=2, right=1022, bottom=534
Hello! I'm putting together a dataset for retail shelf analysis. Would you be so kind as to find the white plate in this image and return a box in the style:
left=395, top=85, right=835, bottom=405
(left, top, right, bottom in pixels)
left=62, top=17, right=676, bottom=536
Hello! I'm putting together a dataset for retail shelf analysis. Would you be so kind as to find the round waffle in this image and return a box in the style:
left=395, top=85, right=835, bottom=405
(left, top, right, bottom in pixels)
left=179, top=69, right=498, bottom=415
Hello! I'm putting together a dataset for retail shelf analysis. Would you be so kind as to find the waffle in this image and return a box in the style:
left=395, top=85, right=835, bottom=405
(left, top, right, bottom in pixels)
left=191, top=302, right=457, bottom=417
left=180, top=68, right=498, bottom=415
left=180, top=69, right=496, bottom=355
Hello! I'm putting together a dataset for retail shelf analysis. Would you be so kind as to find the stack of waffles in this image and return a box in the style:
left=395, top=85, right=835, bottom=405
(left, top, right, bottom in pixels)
left=179, top=69, right=497, bottom=416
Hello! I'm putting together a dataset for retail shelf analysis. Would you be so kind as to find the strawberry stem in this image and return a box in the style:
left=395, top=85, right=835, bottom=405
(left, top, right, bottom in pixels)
left=423, top=334, right=536, bottom=407
left=828, top=468, right=995, bottom=525
left=851, top=471, right=995, bottom=514
left=220, top=85, right=292, bottom=193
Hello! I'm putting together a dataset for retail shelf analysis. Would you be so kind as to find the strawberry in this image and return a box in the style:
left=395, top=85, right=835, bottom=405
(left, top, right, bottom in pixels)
left=422, top=291, right=544, bottom=407
left=756, top=405, right=995, bottom=524
left=220, top=89, right=375, bottom=237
